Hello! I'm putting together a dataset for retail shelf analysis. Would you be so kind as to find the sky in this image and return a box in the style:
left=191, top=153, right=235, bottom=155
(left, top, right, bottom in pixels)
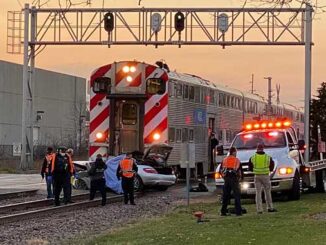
left=1, top=0, right=325, bottom=107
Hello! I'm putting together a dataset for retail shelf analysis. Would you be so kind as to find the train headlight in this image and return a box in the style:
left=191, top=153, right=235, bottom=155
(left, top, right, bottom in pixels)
left=153, top=133, right=161, bottom=140
left=279, top=167, right=293, bottom=175
left=123, top=66, right=130, bottom=73
left=130, top=66, right=136, bottom=73
left=96, top=132, right=104, bottom=140
left=126, top=76, right=133, bottom=82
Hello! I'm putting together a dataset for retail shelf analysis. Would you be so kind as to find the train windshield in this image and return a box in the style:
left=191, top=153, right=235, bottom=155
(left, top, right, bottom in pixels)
left=232, top=131, right=286, bottom=149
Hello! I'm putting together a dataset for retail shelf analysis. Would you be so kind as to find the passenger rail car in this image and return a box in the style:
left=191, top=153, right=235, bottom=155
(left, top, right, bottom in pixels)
left=89, top=61, right=303, bottom=176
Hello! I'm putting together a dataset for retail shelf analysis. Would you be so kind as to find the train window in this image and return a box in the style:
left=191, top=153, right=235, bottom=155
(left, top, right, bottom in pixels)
left=219, top=93, right=224, bottom=106
left=147, top=78, right=165, bottom=95
left=194, top=87, right=200, bottom=103
left=168, top=81, right=175, bottom=97
left=226, top=95, right=230, bottom=107
left=210, top=90, right=215, bottom=104
left=189, top=129, right=194, bottom=142
left=169, top=128, right=175, bottom=142
left=226, top=130, right=232, bottom=143
left=176, top=129, right=182, bottom=142
left=122, top=103, right=137, bottom=125
left=176, top=84, right=183, bottom=98
left=92, top=77, right=111, bottom=94
left=182, top=128, right=189, bottom=142
left=183, top=85, right=189, bottom=99
left=189, top=86, right=195, bottom=101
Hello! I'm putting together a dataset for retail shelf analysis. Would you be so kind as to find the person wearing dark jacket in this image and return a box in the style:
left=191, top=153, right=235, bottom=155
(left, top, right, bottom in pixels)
left=41, top=147, right=55, bottom=199
left=116, top=153, right=138, bottom=205
left=51, top=147, right=74, bottom=206
left=88, top=154, right=107, bottom=206
left=248, top=144, right=277, bottom=214
left=219, top=147, right=243, bottom=216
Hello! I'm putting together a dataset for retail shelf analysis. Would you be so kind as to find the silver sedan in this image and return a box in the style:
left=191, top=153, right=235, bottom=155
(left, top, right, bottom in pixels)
left=73, top=161, right=176, bottom=192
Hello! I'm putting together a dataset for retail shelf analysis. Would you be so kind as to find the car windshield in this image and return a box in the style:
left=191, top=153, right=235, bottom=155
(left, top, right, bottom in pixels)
left=232, top=131, right=286, bottom=149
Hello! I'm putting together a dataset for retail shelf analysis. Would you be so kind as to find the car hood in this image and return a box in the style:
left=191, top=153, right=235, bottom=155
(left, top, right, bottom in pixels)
left=236, top=147, right=289, bottom=164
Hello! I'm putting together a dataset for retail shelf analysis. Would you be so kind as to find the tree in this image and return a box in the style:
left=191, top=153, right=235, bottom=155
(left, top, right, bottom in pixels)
left=310, top=82, right=326, bottom=160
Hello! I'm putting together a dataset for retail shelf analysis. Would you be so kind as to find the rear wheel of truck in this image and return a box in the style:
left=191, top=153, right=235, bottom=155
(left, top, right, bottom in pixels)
left=288, top=171, right=300, bottom=200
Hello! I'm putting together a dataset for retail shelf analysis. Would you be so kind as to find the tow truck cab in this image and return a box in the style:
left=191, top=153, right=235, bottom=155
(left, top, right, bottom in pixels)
left=215, top=120, right=304, bottom=200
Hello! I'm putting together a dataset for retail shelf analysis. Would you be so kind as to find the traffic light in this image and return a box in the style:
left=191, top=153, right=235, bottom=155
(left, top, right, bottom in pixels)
left=104, top=12, right=114, bottom=32
left=174, top=11, right=185, bottom=32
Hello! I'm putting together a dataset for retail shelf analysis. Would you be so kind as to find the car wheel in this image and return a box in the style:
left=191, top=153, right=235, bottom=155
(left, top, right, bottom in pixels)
left=156, top=186, right=168, bottom=191
left=134, top=175, right=144, bottom=192
left=74, top=179, right=88, bottom=190
left=288, top=171, right=300, bottom=200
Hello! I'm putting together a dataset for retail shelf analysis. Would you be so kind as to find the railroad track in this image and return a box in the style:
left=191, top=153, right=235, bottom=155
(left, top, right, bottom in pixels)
left=0, top=193, right=139, bottom=225
left=0, top=189, right=38, bottom=200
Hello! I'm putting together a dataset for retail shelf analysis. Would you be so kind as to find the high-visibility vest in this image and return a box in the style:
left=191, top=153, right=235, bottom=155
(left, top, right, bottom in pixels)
left=222, top=156, right=240, bottom=170
left=45, top=153, right=54, bottom=174
left=251, top=153, right=270, bottom=175
left=119, top=159, right=135, bottom=178
left=51, top=154, right=74, bottom=174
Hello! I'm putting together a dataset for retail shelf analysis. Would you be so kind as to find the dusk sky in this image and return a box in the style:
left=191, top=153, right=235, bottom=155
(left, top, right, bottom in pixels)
left=1, top=0, right=325, bottom=107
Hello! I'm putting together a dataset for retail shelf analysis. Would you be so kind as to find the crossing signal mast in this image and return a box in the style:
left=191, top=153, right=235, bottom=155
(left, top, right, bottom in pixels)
left=7, top=4, right=313, bottom=169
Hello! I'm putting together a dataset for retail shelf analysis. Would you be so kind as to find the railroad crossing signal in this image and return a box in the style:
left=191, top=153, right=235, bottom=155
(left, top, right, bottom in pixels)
left=104, top=12, right=114, bottom=32
left=218, top=13, right=229, bottom=33
left=174, top=11, right=185, bottom=32
left=151, top=13, right=162, bottom=33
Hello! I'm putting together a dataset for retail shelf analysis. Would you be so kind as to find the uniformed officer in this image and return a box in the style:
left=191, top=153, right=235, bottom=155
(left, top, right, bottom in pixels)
left=248, top=143, right=277, bottom=214
left=51, top=147, right=74, bottom=206
left=220, top=147, right=243, bottom=216
left=88, top=154, right=107, bottom=206
left=41, top=146, right=55, bottom=199
left=117, top=152, right=138, bottom=205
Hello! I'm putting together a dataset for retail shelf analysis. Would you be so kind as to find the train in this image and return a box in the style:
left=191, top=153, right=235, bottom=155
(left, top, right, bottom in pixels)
left=89, top=60, right=303, bottom=177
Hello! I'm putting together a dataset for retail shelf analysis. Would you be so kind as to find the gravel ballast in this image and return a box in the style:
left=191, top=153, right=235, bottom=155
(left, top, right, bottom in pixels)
left=0, top=191, right=182, bottom=245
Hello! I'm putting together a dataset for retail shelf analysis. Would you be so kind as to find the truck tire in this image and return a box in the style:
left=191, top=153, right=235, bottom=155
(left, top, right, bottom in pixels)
left=316, top=170, right=326, bottom=193
left=288, top=171, right=300, bottom=201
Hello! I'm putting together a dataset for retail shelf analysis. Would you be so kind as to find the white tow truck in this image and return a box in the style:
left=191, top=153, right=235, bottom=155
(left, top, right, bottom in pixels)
left=215, top=119, right=326, bottom=200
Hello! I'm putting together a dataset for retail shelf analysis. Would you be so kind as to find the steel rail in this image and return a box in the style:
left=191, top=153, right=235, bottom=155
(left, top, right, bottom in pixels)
left=0, top=194, right=135, bottom=225
left=0, top=189, right=38, bottom=201
left=0, top=193, right=90, bottom=214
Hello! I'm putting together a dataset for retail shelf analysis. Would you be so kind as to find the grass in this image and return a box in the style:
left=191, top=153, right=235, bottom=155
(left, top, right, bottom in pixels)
left=81, top=193, right=326, bottom=245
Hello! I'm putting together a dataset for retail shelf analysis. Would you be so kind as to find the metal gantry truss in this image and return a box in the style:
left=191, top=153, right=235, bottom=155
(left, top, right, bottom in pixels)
left=9, top=4, right=313, bottom=168
left=28, top=7, right=308, bottom=46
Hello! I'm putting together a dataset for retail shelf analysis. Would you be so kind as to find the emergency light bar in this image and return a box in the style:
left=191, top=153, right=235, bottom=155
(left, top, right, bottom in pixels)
left=243, top=119, right=292, bottom=131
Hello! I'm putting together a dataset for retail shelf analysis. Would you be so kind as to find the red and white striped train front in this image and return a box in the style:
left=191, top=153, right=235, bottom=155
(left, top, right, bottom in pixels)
left=89, top=61, right=169, bottom=160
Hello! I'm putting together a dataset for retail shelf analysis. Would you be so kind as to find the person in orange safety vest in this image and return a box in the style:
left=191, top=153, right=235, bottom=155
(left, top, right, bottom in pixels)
left=41, top=146, right=55, bottom=199
left=51, top=146, right=74, bottom=206
left=117, top=152, right=138, bottom=205
left=219, top=146, right=243, bottom=216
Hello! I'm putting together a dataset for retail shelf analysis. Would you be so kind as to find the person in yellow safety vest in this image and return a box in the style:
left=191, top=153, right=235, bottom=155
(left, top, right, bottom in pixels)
left=117, top=152, right=138, bottom=205
left=248, top=143, right=277, bottom=214
left=219, top=147, right=243, bottom=216
left=41, top=147, right=55, bottom=199
left=51, top=147, right=74, bottom=206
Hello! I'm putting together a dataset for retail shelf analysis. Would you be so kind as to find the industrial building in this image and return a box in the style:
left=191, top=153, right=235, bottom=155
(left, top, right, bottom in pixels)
left=0, top=60, right=87, bottom=167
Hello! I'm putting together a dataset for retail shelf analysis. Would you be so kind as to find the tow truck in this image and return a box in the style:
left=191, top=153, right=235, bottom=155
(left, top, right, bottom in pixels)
left=215, top=119, right=326, bottom=200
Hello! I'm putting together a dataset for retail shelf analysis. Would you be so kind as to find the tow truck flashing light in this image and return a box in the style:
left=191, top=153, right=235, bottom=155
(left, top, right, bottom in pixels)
left=243, top=119, right=292, bottom=131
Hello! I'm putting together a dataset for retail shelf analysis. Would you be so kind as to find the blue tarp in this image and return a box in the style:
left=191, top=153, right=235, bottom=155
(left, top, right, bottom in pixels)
left=104, top=154, right=125, bottom=194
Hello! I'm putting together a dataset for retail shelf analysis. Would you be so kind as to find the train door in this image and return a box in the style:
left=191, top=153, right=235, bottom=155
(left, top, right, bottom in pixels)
left=114, top=100, right=141, bottom=154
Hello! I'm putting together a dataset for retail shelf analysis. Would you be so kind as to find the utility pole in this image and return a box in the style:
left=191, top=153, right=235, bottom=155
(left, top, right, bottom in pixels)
left=250, top=74, right=254, bottom=94
left=264, top=77, right=272, bottom=117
